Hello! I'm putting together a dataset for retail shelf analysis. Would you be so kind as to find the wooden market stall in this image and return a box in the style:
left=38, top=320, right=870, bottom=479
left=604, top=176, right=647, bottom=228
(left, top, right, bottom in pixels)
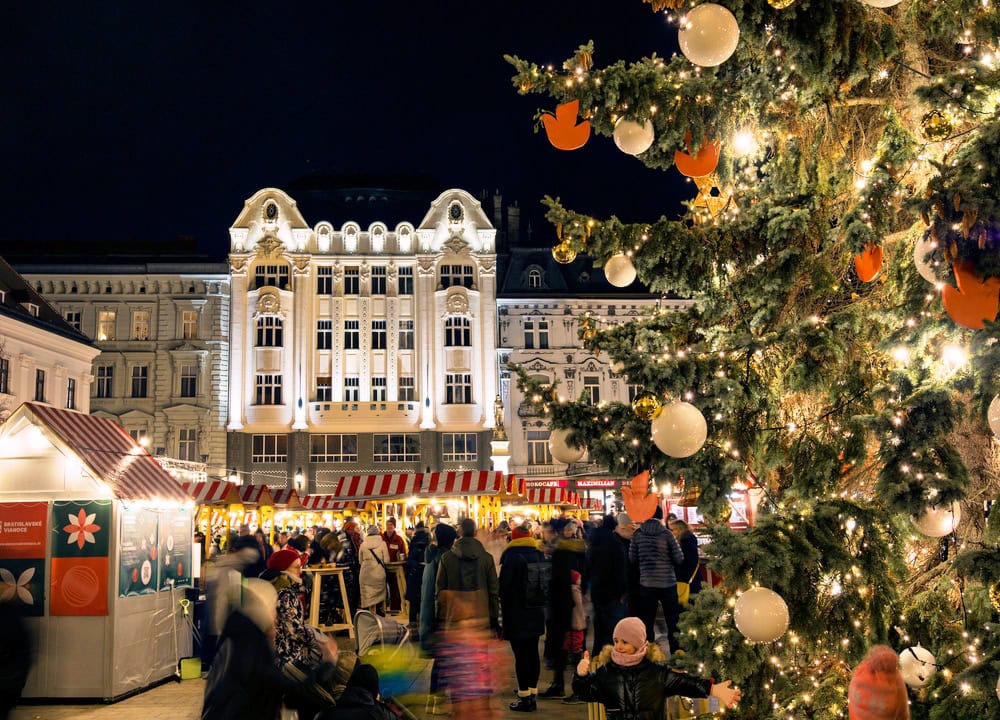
left=270, top=487, right=305, bottom=533
left=0, top=402, right=193, bottom=700
left=509, top=486, right=583, bottom=522
left=238, top=484, right=275, bottom=538
left=181, top=480, right=243, bottom=544
left=300, top=495, right=373, bottom=528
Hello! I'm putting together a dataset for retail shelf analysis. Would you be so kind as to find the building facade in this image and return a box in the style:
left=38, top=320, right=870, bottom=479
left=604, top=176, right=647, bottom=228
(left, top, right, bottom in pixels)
left=226, top=187, right=498, bottom=492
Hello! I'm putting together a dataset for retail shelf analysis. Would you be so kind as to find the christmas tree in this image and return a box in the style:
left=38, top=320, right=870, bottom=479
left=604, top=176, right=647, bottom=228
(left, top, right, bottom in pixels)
left=506, top=1, right=1000, bottom=717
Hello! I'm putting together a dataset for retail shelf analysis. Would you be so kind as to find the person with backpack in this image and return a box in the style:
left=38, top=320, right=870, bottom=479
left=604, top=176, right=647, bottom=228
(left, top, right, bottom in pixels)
left=630, top=506, right=684, bottom=653
left=499, top=523, right=548, bottom=712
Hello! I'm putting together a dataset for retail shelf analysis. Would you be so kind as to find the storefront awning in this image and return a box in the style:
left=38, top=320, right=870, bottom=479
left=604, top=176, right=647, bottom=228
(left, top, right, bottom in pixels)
left=182, top=480, right=242, bottom=505
left=239, top=484, right=274, bottom=506
left=326, top=470, right=508, bottom=501
left=301, top=495, right=371, bottom=512
left=524, top=487, right=581, bottom=507
left=422, top=470, right=505, bottom=497
left=270, top=488, right=302, bottom=508
left=333, top=473, right=424, bottom=500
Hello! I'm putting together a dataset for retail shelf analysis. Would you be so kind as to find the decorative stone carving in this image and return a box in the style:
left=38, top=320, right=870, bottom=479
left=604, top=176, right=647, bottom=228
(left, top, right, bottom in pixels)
left=445, top=291, right=469, bottom=315
left=478, top=256, right=497, bottom=276
left=417, top=256, right=436, bottom=276
left=256, top=235, right=283, bottom=258
left=290, top=255, right=310, bottom=276
left=443, top=235, right=469, bottom=255
left=255, top=290, right=283, bottom=318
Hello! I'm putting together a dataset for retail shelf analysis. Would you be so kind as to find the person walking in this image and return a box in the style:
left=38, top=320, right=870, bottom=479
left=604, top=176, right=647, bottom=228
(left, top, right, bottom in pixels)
left=629, top=507, right=684, bottom=653
left=382, top=518, right=407, bottom=614
left=419, top=523, right=458, bottom=715
left=404, top=521, right=431, bottom=632
left=615, top=512, right=642, bottom=617
left=360, top=525, right=389, bottom=615
left=540, top=517, right=588, bottom=699
left=498, top=523, right=547, bottom=712
left=588, top=513, right=628, bottom=657
left=670, top=519, right=702, bottom=606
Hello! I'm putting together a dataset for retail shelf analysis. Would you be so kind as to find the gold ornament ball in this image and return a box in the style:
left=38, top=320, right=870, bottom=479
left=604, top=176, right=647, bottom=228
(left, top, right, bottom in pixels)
left=582, top=327, right=598, bottom=342
left=632, top=393, right=663, bottom=421
left=921, top=110, right=953, bottom=142
left=709, top=500, right=733, bottom=524
left=767, top=0, right=795, bottom=8
left=990, top=581, right=1000, bottom=613
left=552, top=241, right=577, bottom=264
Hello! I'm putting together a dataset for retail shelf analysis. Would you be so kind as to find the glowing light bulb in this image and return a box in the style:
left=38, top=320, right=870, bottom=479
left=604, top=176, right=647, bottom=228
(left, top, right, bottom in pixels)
left=732, top=129, right=758, bottom=156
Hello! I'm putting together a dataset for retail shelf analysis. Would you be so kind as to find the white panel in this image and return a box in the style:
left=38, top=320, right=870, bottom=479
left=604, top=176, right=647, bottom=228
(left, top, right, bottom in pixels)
left=319, top=296, right=331, bottom=316
left=373, top=298, right=386, bottom=316
left=445, top=348, right=472, bottom=371
left=345, top=355, right=360, bottom=374
left=319, top=354, right=331, bottom=374
left=400, top=298, right=413, bottom=315
left=345, top=298, right=359, bottom=316
left=398, top=354, right=413, bottom=374
left=255, top=347, right=282, bottom=372
left=111, top=588, right=193, bottom=698
left=372, top=355, right=386, bottom=374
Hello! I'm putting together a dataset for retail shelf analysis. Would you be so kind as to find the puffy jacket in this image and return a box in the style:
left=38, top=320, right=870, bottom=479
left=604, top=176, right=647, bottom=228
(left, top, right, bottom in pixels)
left=436, top=536, right=499, bottom=626
left=629, top=519, right=683, bottom=589
left=572, top=644, right=712, bottom=720
left=359, top=534, right=389, bottom=608
left=404, top=529, right=431, bottom=603
left=498, top=538, right=546, bottom=640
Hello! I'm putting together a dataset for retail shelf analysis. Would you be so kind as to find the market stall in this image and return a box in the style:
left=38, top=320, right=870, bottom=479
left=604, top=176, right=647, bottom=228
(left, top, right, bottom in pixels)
left=300, top=495, right=373, bottom=528
left=508, top=486, right=583, bottom=522
left=181, top=480, right=243, bottom=544
left=0, top=402, right=192, bottom=700
left=270, top=487, right=305, bottom=532
left=238, top=484, right=275, bottom=538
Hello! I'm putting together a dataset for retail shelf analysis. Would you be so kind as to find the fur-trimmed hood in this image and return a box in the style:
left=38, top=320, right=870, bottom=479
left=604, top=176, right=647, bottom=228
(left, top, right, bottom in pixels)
left=588, top=642, right=667, bottom=672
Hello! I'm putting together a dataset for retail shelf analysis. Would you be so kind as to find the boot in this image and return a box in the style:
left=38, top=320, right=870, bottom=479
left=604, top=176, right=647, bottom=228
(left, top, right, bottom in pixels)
left=509, top=695, right=537, bottom=712
left=538, top=683, right=565, bottom=699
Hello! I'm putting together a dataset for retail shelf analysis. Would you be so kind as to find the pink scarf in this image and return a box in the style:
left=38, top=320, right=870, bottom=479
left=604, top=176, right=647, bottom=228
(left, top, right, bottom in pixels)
left=612, top=642, right=648, bottom=667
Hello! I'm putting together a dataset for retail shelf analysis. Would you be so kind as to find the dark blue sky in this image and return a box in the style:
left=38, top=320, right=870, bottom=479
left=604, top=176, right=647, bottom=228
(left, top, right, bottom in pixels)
left=1, top=2, right=684, bottom=256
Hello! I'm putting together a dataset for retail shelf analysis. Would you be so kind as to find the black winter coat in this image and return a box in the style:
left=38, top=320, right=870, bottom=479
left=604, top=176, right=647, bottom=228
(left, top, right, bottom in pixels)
left=588, top=526, right=627, bottom=605
left=572, top=645, right=712, bottom=720
left=676, top=530, right=702, bottom=595
left=498, top=538, right=547, bottom=640
left=404, top=529, right=431, bottom=603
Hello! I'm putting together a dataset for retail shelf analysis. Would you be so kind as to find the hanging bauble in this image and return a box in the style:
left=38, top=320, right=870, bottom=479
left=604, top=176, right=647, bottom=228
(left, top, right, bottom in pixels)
left=899, top=646, right=936, bottom=688
left=988, top=395, right=1000, bottom=436
left=582, top=327, right=598, bottom=342
left=854, top=243, right=883, bottom=282
left=548, top=428, right=586, bottom=464
left=675, top=132, right=722, bottom=178
left=860, top=0, right=901, bottom=7
left=609, top=360, right=625, bottom=374
left=942, top=260, right=1000, bottom=330
left=910, top=500, right=962, bottom=538
left=540, top=99, right=591, bottom=151
left=989, top=581, right=1000, bottom=613
left=604, top=253, right=638, bottom=287
left=552, top=241, right=577, bottom=265
left=676, top=481, right=700, bottom=507
left=678, top=3, right=740, bottom=68
left=632, top=393, right=663, bottom=421
left=651, top=402, right=708, bottom=458
left=913, top=233, right=939, bottom=283
left=613, top=118, right=655, bottom=156
left=710, top=499, right=734, bottom=524
left=767, top=0, right=795, bottom=7
left=733, top=587, right=790, bottom=643
left=921, top=109, right=953, bottom=142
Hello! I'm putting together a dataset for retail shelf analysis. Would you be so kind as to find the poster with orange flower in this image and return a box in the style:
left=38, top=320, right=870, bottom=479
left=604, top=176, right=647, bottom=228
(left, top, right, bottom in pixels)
left=50, top=500, right=111, bottom=616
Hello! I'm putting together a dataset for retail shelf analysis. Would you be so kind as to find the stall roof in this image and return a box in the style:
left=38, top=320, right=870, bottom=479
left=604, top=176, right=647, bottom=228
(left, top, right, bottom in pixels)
left=270, top=488, right=303, bottom=508
left=21, top=402, right=189, bottom=503
left=301, top=495, right=370, bottom=512
left=327, top=470, right=508, bottom=501
left=240, top=484, right=275, bottom=506
left=422, top=470, right=506, bottom=497
left=182, top=480, right=242, bottom=505
left=334, top=473, right=424, bottom=500
left=524, top=487, right=581, bottom=507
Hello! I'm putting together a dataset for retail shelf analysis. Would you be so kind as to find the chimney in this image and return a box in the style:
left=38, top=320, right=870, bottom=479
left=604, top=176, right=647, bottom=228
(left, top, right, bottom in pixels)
left=493, top=192, right=503, bottom=228
left=507, top=202, right=520, bottom=246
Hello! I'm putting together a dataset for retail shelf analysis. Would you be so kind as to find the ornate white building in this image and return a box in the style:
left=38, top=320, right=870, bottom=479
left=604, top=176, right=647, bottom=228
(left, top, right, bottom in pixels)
left=226, top=187, right=498, bottom=491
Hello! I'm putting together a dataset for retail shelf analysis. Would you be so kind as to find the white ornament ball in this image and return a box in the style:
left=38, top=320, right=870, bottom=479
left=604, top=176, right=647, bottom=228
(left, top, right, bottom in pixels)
left=548, top=428, right=585, bottom=465
left=913, top=235, right=938, bottom=283
left=604, top=253, right=637, bottom=287
left=678, top=3, right=740, bottom=68
left=860, top=0, right=901, bottom=7
left=988, top=395, right=1000, bottom=436
left=651, top=402, right=708, bottom=458
left=910, top=501, right=962, bottom=538
left=613, top=118, right=655, bottom=156
left=899, top=646, right=936, bottom=688
left=733, top=587, right=790, bottom=643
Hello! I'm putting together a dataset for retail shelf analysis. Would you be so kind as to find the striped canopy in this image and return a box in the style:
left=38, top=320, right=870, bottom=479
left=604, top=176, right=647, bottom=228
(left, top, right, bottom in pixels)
left=301, top=495, right=370, bottom=512
left=524, top=487, right=581, bottom=507
left=239, top=484, right=274, bottom=506
left=182, top=481, right=242, bottom=505
left=333, top=473, right=424, bottom=500
left=326, top=470, right=509, bottom=501
left=270, top=488, right=302, bottom=508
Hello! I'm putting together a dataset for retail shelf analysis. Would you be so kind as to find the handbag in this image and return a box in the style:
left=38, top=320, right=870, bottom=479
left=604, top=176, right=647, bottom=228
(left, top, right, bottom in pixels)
left=676, top=564, right=699, bottom=606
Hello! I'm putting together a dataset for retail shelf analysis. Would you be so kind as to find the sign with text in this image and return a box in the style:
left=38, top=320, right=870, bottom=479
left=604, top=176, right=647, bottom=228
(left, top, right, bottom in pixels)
left=525, top=480, right=568, bottom=488
left=575, top=479, right=617, bottom=489
left=119, top=505, right=159, bottom=597
left=158, top=508, right=192, bottom=590
left=0, top=502, right=48, bottom=616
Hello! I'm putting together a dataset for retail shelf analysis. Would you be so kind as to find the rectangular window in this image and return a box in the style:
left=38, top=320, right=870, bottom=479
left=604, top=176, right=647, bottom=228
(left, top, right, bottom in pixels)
left=181, top=310, right=198, bottom=340
left=180, top=364, right=198, bottom=397
left=64, top=311, right=81, bottom=331
left=317, top=320, right=332, bottom=350
left=373, top=433, right=420, bottom=462
left=524, top=319, right=534, bottom=350
left=254, top=264, right=289, bottom=289
left=96, top=366, right=114, bottom=399
left=310, top=434, right=359, bottom=463
left=443, top=433, right=477, bottom=462
left=445, top=373, right=472, bottom=404
left=97, top=310, right=116, bottom=341
left=627, top=383, right=642, bottom=403
left=129, top=429, right=147, bottom=444
left=398, top=320, right=414, bottom=350
left=344, top=267, right=360, bottom=295
left=252, top=434, right=288, bottom=463
left=132, top=310, right=150, bottom=340
left=130, top=365, right=148, bottom=398
left=537, top=319, right=549, bottom=349
left=344, top=320, right=360, bottom=350
left=444, top=317, right=471, bottom=347
left=255, top=374, right=282, bottom=405
left=583, top=375, right=601, bottom=405
left=0, top=358, right=8, bottom=394
left=371, top=320, right=387, bottom=350
left=34, top=369, right=45, bottom=402
left=371, top=266, right=386, bottom=295
left=178, top=428, right=197, bottom=462
left=440, top=264, right=475, bottom=289
left=398, top=376, right=416, bottom=401
left=66, top=378, right=76, bottom=409
left=256, top=316, right=283, bottom=347
left=524, top=318, right=549, bottom=350
left=527, top=431, right=553, bottom=465
left=397, top=266, right=413, bottom=295
left=371, top=376, right=387, bottom=401
left=344, top=376, right=360, bottom=402
left=316, top=377, right=332, bottom=401
left=317, top=267, right=333, bottom=294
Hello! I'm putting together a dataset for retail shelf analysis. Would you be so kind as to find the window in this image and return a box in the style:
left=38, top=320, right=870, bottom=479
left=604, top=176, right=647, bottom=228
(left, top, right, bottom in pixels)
left=398, top=376, right=416, bottom=401
left=371, top=320, right=387, bottom=350
left=344, top=267, right=360, bottom=295
left=628, top=383, right=642, bottom=403
left=256, top=316, right=283, bottom=347
left=255, top=374, right=282, bottom=405
left=97, top=310, right=116, bottom=341
left=96, top=366, right=114, bottom=398
left=252, top=434, right=288, bottom=463
left=398, top=266, right=413, bottom=295
left=316, top=320, right=332, bottom=350
left=371, top=266, right=386, bottom=295
left=310, top=434, right=359, bottom=462
left=527, top=431, right=553, bottom=465
left=344, top=376, right=360, bottom=401
left=254, top=264, right=289, bottom=289
left=130, top=366, right=148, bottom=398
left=129, top=429, right=147, bottom=444
left=317, top=267, right=333, bottom=294
left=178, top=428, right=197, bottom=462
left=443, top=433, right=478, bottom=462
left=180, top=364, right=198, bottom=397
left=524, top=319, right=549, bottom=349
left=398, top=320, right=414, bottom=350
left=440, top=264, right=475, bottom=289
left=371, top=376, right=387, bottom=401
left=34, top=369, right=45, bottom=402
left=181, top=310, right=198, bottom=340
left=527, top=267, right=543, bottom=288
left=0, top=358, right=8, bottom=394
left=24, top=303, right=39, bottom=317
left=344, top=320, right=360, bottom=349
left=132, top=311, right=150, bottom=340
left=583, top=375, right=601, bottom=405
left=64, top=311, right=81, bottom=331
left=66, top=378, right=76, bottom=409
left=444, top=316, right=471, bottom=347
left=445, top=374, right=472, bottom=404
left=374, top=433, right=420, bottom=462
left=316, top=377, right=332, bottom=401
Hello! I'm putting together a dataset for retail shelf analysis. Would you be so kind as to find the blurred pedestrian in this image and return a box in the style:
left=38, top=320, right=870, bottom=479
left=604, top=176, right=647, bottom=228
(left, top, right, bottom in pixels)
left=540, top=517, right=588, bottom=699
left=670, top=519, right=702, bottom=607
left=382, top=519, right=407, bottom=614
left=0, top=603, right=32, bottom=720
left=499, top=523, right=546, bottom=712
left=588, top=513, right=627, bottom=657
left=420, top=523, right=457, bottom=715
left=360, top=525, right=389, bottom=615
left=405, top=521, right=431, bottom=631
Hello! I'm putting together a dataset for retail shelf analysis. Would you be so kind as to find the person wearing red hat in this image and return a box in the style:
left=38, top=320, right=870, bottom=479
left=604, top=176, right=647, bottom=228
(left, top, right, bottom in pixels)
left=848, top=645, right=910, bottom=720
left=265, top=548, right=331, bottom=669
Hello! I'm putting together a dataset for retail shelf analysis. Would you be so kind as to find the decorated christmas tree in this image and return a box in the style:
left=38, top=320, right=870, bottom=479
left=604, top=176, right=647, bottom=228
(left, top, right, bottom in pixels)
left=506, top=1, right=1000, bottom=717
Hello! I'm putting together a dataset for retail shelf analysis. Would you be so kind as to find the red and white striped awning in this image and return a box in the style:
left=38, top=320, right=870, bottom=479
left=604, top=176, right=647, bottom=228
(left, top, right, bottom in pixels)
left=240, top=484, right=274, bottom=506
left=503, top=475, right=527, bottom=498
left=325, top=470, right=507, bottom=501
left=25, top=402, right=188, bottom=503
left=524, top=487, right=581, bottom=507
left=182, top=481, right=242, bottom=505
left=333, top=473, right=424, bottom=500
left=422, top=470, right=505, bottom=497
left=301, top=495, right=370, bottom=512
left=582, top=497, right=604, bottom=511
left=270, top=488, right=302, bottom=508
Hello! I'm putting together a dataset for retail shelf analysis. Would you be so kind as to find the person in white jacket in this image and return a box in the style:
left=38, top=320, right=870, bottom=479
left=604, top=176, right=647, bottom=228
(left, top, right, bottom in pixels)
left=359, top=525, right=390, bottom=614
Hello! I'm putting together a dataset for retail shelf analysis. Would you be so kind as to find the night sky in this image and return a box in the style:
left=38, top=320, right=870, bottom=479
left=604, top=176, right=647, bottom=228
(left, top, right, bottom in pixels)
left=1, top=2, right=685, bottom=257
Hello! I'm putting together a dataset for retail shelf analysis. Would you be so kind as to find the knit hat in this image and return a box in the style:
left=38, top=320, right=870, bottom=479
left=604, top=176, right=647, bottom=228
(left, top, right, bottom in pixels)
left=267, top=547, right=301, bottom=572
left=848, top=645, right=909, bottom=720
left=570, top=569, right=581, bottom=585
left=367, top=524, right=381, bottom=536
left=350, top=663, right=381, bottom=699
left=613, top=617, right=648, bottom=651
left=511, top=525, right=532, bottom=540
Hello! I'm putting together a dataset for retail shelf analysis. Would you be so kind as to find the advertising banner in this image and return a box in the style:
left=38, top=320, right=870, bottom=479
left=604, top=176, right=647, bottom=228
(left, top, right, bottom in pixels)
left=50, top=500, right=111, bottom=616
left=0, top=502, right=48, bottom=616
left=158, top=508, right=192, bottom=590
left=119, top=505, right=159, bottom=597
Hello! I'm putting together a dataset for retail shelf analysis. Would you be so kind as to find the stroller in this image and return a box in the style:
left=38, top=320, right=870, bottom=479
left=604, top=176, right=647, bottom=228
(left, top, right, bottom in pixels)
left=354, top=610, right=422, bottom=719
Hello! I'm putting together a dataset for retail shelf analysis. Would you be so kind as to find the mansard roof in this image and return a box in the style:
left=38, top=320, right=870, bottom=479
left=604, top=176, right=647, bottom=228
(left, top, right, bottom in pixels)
left=0, top=255, right=96, bottom=347
left=498, top=246, right=656, bottom=299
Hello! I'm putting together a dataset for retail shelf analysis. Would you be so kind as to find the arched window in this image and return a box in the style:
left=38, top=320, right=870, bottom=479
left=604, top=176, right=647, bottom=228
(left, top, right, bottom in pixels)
left=527, top=267, right=543, bottom=289
left=256, top=316, right=283, bottom=347
left=444, top=316, right=471, bottom=347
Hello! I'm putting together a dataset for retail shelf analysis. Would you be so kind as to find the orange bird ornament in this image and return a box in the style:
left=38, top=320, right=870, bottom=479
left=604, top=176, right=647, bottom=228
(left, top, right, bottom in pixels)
left=620, top=470, right=659, bottom=523
left=541, top=99, right=591, bottom=151
left=942, top=259, right=1000, bottom=329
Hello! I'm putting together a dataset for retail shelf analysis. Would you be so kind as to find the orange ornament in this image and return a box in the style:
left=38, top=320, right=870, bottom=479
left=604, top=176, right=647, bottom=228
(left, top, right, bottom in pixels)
left=674, top=132, right=722, bottom=178
left=540, top=99, right=591, bottom=151
left=854, top=243, right=883, bottom=282
left=620, top=470, right=659, bottom=523
left=942, top=260, right=1000, bottom=329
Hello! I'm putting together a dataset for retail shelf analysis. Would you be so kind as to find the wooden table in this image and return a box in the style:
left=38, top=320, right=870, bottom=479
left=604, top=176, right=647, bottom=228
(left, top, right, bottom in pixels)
left=385, top=561, right=408, bottom=619
left=302, top=566, right=354, bottom=639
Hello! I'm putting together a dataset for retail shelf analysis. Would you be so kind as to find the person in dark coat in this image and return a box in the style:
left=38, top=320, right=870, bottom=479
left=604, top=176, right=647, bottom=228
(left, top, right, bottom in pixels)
left=314, top=664, right=396, bottom=720
left=670, top=520, right=702, bottom=601
left=231, top=524, right=264, bottom=579
left=419, top=523, right=457, bottom=713
left=615, top=512, right=641, bottom=617
left=0, top=603, right=32, bottom=720
left=588, top=514, right=628, bottom=657
left=499, top=524, right=547, bottom=712
left=540, top=517, right=588, bottom=699
left=629, top=507, right=684, bottom=653
left=404, top=522, right=431, bottom=629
